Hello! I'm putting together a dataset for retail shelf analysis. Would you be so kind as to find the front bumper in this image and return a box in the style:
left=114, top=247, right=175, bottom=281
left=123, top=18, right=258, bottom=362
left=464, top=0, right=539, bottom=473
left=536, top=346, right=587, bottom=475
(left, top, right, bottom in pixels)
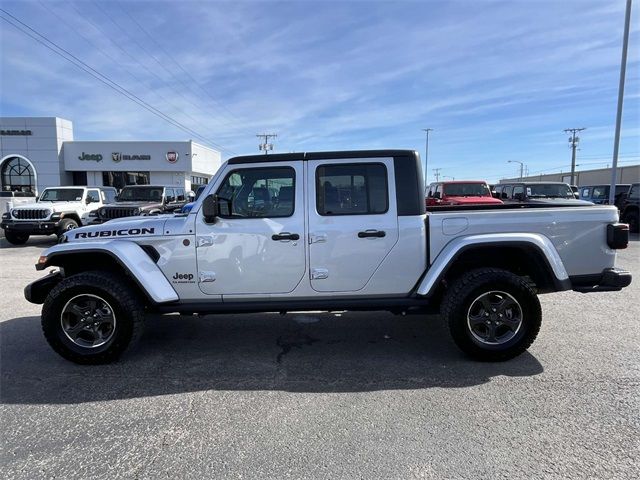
left=1, top=219, right=60, bottom=234
left=572, top=268, right=632, bottom=293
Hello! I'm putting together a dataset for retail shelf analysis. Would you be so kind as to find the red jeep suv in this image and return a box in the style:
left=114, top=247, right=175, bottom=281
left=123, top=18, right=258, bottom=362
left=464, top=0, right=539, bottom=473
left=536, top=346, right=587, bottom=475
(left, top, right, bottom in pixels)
left=426, top=181, right=503, bottom=206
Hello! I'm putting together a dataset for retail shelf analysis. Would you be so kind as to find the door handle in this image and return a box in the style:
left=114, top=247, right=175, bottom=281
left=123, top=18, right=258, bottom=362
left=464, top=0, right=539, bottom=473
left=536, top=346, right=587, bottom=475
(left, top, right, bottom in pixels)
left=358, top=230, right=386, bottom=238
left=272, top=232, right=300, bottom=241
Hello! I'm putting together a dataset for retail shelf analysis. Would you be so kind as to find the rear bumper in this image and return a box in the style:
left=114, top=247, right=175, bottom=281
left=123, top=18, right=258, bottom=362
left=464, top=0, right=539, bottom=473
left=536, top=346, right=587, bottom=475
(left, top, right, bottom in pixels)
left=1, top=219, right=60, bottom=234
left=571, top=268, right=632, bottom=293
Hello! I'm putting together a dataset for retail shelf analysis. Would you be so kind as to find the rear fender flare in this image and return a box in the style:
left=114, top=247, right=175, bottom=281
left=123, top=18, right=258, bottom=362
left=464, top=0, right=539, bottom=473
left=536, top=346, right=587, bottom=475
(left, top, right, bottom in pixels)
left=416, top=233, right=569, bottom=296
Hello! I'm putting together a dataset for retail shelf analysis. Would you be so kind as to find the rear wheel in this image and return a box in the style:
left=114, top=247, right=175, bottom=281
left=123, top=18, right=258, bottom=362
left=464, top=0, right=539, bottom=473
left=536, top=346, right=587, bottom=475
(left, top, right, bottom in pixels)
left=4, top=230, right=30, bottom=245
left=442, top=268, right=541, bottom=361
left=41, top=271, right=145, bottom=364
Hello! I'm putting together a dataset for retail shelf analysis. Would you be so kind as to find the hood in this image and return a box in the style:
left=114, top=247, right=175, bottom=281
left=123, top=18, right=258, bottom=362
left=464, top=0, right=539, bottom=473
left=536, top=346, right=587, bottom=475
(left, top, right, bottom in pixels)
left=12, top=201, right=84, bottom=213
left=106, top=201, right=163, bottom=208
left=62, top=216, right=169, bottom=243
left=446, top=196, right=502, bottom=205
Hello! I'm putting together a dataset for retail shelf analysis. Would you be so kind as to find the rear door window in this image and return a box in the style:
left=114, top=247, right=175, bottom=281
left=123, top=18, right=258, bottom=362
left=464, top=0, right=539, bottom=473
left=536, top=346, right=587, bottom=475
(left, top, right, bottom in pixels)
left=316, top=163, right=388, bottom=215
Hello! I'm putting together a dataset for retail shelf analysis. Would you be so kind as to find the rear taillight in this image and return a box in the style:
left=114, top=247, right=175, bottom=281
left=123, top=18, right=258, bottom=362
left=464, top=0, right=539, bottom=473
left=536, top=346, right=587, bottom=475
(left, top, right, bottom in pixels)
left=607, top=223, right=629, bottom=249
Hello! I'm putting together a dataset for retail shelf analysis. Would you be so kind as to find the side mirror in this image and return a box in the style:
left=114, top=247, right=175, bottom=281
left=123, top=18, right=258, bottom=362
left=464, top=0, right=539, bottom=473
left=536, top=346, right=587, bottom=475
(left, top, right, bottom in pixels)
left=513, top=192, right=524, bottom=201
left=85, top=197, right=92, bottom=204
left=433, top=191, right=441, bottom=200
left=202, top=194, right=219, bottom=223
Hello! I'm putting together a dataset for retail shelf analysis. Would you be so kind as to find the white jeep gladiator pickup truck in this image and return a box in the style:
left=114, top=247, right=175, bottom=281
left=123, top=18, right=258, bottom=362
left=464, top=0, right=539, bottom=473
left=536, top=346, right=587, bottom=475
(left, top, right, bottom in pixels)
left=25, top=150, right=631, bottom=364
left=1, top=186, right=116, bottom=244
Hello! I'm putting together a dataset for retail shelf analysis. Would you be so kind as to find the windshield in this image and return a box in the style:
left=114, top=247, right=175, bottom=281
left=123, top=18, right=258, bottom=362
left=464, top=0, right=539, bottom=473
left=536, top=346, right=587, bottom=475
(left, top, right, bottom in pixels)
left=40, top=188, right=84, bottom=202
left=443, top=183, right=490, bottom=197
left=195, top=185, right=206, bottom=200
left=528, top=184, right=574, bottom=198
left=118, top=187, right=164, bottom=202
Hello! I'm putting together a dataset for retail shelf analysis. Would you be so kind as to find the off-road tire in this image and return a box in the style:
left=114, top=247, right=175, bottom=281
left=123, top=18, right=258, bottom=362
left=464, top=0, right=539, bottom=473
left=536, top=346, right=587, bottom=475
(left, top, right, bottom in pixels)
left=4, top=231, right=30, bottom=245
left=56, top=218, right=79, bottom=237
left=622, top=209, right=639, bottom=233
left=42, top=271, right=145, bottom=364
left=442, top=268, right=542, bottom=361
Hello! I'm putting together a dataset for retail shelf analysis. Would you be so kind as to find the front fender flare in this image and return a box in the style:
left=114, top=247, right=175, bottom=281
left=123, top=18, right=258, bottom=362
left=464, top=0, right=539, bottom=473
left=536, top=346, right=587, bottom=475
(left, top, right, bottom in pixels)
left=416, top=233, right=570, bottom=296
left=35, top=240, right=179, bottom=304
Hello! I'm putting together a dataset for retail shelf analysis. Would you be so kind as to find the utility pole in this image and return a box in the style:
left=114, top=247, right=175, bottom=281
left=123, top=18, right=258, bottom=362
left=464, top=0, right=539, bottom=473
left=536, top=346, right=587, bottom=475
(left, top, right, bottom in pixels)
left=443, top=175, right=455, bottom=181
left=422, top=128, right=433, bottom=184
left=564, top=128, right=586, bottom=185
left=256, top=133, right=277, bottom=155
left=508, top=160, right=525, bottom=181
left=609, top=0, right=632, bottom=205
left=432, top=168, right=442, bottom=182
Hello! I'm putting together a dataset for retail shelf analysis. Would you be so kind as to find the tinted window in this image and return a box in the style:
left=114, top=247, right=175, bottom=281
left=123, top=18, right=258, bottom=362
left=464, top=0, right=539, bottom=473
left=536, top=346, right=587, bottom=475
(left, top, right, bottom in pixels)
left=443, top=183, right=490, bottom=197
left=512, top=186, right=525, bottom=198
left=629, top=185, right=640, bottom=200
left=316, top=163, right=388, bottom=215
left=103, top=189, right=117, bottom=203
left=118, top=187, right=163, bottom=201
left=591, top=186, right=608, bottom=199
left=176, top=188, right=185, bottom=201
left=86, top=189, right=100, bottom=203
left=216, top=167, right=295, bottom=218
left=581, top=187, right=591, bottom=198
left=528, top=184, right=573, bottom=198
left=501, top=186, right=512, bottom=199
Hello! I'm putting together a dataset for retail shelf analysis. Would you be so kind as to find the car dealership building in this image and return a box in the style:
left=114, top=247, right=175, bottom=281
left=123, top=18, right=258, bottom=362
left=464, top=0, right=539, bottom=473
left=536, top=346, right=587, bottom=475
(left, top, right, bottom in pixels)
left=0, top=117, right=221, bottom=195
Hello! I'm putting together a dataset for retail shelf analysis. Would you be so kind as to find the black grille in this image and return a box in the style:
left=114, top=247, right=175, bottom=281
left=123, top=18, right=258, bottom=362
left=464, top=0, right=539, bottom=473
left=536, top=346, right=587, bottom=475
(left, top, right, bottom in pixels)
left=13, top=209, right=49, bottom=220
left=101, top=207, right=139, bottom=219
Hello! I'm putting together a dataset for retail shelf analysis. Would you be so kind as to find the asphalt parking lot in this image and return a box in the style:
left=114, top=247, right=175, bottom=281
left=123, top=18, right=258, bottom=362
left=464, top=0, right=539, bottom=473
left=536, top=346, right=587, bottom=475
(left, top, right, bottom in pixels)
left=1, top=235, right=638, bottom=479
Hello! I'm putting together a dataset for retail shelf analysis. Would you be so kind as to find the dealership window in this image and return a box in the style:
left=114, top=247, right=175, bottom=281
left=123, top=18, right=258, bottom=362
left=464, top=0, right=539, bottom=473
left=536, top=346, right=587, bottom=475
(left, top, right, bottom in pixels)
left=72, top=171, right=88, bottom=186
left=102, top=171, right=149, bottom=190
left=1, top=156, right=35, bottom=194
left=191, top=175, right=209, bottom=190
left=316, top=163, right=388, bottom=215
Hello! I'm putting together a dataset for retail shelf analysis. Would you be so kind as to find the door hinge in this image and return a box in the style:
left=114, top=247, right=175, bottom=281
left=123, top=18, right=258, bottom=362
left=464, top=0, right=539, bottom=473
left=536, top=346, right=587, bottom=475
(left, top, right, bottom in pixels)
left=311, top=268, right=328, bottom=280
left=198, top=271, right=216, bottom=283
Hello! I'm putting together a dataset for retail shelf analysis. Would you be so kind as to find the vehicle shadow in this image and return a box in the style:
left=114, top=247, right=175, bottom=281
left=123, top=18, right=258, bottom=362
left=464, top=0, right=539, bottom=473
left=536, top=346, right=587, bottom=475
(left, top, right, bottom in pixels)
left=0, top=311, right=543, bottom=405
left=0, top=236, right=57, bottom=249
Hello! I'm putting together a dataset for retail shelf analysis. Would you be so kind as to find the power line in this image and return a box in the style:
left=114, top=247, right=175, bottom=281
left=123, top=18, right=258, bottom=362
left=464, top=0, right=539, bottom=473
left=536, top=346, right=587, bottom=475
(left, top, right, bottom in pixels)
left=0, top=8, right=235, bottom=154
left=114, top=0, right=247, bottom=130
left=432, top=168, right=442, bottom=182
left=36, top=1, right=206, bottom=129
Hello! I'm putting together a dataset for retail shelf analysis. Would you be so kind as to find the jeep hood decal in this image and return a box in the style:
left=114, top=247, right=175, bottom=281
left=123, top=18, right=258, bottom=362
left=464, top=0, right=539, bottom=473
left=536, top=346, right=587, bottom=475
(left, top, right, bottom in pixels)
left=66, top=217, right=168, bottom=242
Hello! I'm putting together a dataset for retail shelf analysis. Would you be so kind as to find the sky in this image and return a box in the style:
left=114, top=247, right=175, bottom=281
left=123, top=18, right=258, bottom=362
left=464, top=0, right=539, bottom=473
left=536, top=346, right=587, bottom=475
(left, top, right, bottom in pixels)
left=0, top=0, right=638, bottom=183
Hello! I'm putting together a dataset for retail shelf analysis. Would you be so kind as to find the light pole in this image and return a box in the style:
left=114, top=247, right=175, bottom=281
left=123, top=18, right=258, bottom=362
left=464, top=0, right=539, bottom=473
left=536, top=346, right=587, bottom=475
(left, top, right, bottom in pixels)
left=508, top=160, right=525, bottom=181
left=609, top=0, right=632, bottom=205
left=422, top=128, right=433, bottom=185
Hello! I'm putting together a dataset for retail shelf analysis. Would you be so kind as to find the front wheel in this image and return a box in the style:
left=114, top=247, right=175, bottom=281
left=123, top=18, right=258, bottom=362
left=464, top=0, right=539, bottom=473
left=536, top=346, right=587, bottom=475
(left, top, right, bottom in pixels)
left=442, top=268, right=542, bottom=361
left=622, top=209, right=639, bottom=233
left=56, top=218, right=78, bottom=237
left=41, top=271, right=145, bottom=364
left=4, top=230, right=30, bottom=245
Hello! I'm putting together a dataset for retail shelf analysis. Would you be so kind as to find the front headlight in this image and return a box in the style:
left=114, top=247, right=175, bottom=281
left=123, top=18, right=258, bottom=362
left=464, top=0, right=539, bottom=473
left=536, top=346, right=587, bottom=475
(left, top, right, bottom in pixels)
left=50, top=213, right=62, bottom=220
left=88, top=211, right=98, bottom=217
left=10, top=209, right=17, bottom=218
left=99, top=208, right=107, bottom=217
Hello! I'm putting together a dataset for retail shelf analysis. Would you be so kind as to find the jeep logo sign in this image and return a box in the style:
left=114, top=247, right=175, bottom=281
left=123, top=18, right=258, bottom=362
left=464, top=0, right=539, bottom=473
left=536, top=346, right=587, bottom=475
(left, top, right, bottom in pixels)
left=78, top=152, right=103, bottom=162
left=166, top=151, right=178, bottom=163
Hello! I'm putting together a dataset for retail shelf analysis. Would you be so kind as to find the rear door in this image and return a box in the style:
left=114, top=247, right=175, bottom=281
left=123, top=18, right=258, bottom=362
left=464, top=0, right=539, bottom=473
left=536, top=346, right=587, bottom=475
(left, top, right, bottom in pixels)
left=307, top=157, right=399, bottom=292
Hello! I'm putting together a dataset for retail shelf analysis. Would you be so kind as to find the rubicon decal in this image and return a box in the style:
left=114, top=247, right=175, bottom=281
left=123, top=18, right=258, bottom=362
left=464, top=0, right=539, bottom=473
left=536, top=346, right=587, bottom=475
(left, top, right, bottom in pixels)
left=74, top=227, right=155, bottom=239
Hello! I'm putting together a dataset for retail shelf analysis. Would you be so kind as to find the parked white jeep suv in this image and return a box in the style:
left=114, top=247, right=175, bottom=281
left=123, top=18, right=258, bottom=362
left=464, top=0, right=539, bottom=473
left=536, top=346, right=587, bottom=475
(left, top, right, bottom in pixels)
left=1, top=186, right=116, bottom=245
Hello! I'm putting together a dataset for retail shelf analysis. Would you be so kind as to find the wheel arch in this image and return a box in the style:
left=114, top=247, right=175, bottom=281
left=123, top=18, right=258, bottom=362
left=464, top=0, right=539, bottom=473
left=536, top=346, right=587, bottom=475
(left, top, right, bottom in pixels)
left=34, top=241, right=178, bottom=305
left=416, top=233, right=571, bottom=298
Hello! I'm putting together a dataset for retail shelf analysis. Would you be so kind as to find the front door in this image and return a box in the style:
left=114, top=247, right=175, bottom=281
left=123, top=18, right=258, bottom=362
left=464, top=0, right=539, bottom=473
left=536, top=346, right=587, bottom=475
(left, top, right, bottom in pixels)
left=307, top=157, right=399, bottom=292
left=196, top=161, right=306, bottom=295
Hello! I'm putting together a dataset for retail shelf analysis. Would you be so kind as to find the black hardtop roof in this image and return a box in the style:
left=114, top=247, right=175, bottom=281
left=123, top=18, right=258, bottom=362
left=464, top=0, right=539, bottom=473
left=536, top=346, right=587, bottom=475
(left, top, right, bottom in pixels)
left=121, top=185, right=173, bottom=189
left=579, top=183, right=631, bottom=187
left=228, top=149, right=418, bottom=165
left=500, top=181, right=570, bottom=185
